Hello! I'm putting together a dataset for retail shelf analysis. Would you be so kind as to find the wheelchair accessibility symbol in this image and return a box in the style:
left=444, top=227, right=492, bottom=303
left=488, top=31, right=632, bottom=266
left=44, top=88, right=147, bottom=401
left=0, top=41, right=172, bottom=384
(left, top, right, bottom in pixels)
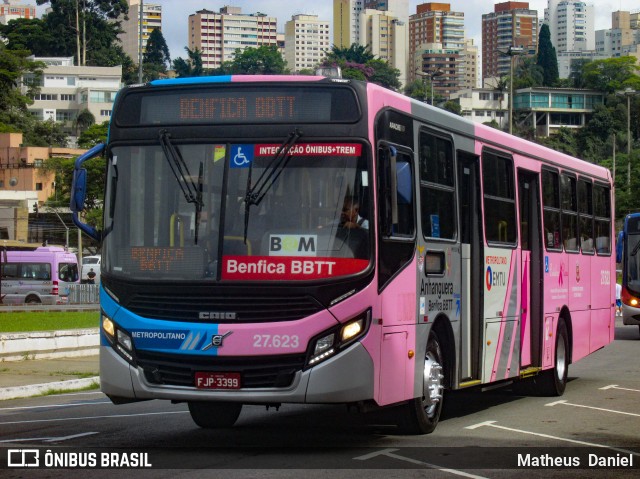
left=230, top=144, right=254, bottom=168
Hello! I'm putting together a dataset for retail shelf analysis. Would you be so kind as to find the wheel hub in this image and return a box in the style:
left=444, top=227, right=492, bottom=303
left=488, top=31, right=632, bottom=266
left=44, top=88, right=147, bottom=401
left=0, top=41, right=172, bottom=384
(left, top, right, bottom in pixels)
left=422, top=352, right=444, bottom=418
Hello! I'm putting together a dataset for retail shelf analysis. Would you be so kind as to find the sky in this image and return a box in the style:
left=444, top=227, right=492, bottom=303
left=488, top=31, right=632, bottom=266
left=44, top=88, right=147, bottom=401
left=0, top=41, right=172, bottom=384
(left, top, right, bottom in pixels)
left=23, top=0, right=623, bottom=62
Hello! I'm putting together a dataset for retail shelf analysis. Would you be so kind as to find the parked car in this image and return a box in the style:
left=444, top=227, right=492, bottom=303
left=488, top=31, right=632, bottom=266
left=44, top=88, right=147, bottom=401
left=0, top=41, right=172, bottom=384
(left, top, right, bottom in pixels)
left=82, top=255, right=101, bottom=284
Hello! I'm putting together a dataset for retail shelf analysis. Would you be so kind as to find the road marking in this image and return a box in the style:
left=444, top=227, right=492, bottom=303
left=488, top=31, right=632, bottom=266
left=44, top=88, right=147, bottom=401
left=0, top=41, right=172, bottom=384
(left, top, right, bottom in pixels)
left=0, top=401, right=112, bottom=412
left=0, top=410, right=189, bottom=426
left=600, top=384, right=640, bottom=393
left=354, top=448, right=488, bottom=479
left=546, top=399, right=640, bottom=417
left=0, top=432, right=98, bottom=443
left=466, top=421, right=640, bottom=456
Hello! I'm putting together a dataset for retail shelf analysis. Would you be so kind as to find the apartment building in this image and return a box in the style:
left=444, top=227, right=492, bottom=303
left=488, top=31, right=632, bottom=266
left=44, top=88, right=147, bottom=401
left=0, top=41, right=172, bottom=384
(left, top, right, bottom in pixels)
left=333, top=0, right=364, bottom=49
left=409, top=3, right=465, bottom=97
left=544, top=0, right=594, bottom=53
left=596, top=10, right=640, bottom=64
left=189, top=6, right=278, bottom=70
left=284, top=14, right=331, bottom=73
left=21, top=57, right=122, bottom=133
left=359, top=9, right=408, bottom=86
left=0, top=0, right=35, bottom=24
left=482, top=2, right=538, bottom=84
left=118, top=0, right=163, bottom=64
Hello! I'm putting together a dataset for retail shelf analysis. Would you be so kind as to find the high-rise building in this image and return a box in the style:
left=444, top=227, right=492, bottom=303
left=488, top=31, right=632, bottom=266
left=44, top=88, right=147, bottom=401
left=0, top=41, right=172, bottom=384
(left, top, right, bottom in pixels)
left=482, top=2, right=538, bottom=84
left=333, top=0, right=364, bottom=48
left=118, top=1, right=163, bottom=65
left=189, top=7, right=278, bottom=71
left=359, top=9, right=407, bottom=86
left=544, top=0, right=594, bottom=53
left=596, top=10, right=640, bottom=66
left=0, top=0, right=35, bottom=24
left=409, top=3, right=466, bottom=98
left=284, top=14, right=331, bottom=73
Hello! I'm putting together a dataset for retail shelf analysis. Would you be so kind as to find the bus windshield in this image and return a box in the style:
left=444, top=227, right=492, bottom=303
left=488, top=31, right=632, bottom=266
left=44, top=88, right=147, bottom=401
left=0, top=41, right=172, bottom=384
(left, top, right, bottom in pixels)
left=103, top=142, right=371, bottom=282
left=626, top=231, right=640, bottom=296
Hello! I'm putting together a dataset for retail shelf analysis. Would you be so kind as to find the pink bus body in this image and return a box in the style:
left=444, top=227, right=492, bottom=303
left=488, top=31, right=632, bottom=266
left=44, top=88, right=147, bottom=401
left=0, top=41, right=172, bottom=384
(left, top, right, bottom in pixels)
left=86, top=76, right=615, bottom=433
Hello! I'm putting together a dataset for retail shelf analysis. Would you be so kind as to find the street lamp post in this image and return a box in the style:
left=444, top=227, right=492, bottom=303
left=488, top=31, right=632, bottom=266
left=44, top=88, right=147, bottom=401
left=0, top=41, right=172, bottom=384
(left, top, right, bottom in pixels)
left=138, top=0, right=144, bottom=83
left=617, top=87, right=638, bottom=187
left=498, top=46, right=524, bottom=135
left=416, top=69, right=444, bottom=106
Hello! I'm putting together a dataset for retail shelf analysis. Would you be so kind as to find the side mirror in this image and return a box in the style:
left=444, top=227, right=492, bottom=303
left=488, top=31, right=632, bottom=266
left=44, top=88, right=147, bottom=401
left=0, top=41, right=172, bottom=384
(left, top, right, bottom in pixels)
left=70, top=168, right=87, bottom=213
left=70, top=143, right=105, bottom=242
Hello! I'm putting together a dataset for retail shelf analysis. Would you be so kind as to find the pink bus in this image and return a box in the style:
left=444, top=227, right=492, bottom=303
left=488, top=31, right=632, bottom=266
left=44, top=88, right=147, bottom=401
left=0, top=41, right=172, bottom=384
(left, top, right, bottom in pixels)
left=71, top=75, right=615, bottom=433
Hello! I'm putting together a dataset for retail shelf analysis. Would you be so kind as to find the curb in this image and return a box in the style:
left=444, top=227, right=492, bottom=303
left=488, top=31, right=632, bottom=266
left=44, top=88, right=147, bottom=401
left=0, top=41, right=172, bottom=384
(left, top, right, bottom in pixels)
left=0, top=377, right=100, bottom=401
left=0, top=328, right=99, bottom=362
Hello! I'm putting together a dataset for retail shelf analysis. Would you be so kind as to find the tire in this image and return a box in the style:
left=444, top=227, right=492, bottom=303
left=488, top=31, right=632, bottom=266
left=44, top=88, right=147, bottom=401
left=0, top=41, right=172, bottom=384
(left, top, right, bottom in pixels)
left=188, top=401, right=242, bottom=429
left=537, top=319, right=569, bottom=396
left=25, top=295, right=41, bottom=305
left=395, top=331, right=445, bottom=434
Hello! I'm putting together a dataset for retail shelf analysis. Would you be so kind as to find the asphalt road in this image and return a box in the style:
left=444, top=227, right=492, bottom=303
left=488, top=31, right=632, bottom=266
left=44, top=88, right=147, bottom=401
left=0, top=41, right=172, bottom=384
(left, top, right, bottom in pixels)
left=1, top=319, right=639, bottom=478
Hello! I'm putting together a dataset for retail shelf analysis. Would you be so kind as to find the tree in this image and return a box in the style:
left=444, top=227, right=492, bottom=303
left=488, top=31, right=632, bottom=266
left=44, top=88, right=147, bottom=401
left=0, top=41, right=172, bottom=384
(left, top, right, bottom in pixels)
left=366, top=58, right=401, bottom=90
left=173, top=47, right=205, bottom=78
left=77, top=120, right=109, bottom=148
left=582, top=57, right=640, bottom=94
left=404, top=79, right=428, bottom=102
left=512, top=56, right=544, bottom=89
left=73, top=109, right=95, bottom=136
left=0, top=44, right=43, bottom=114
left=326, top=44, right=375, bottom=64
left=443, top=100, right=462, bottom=116
left=0, top=18, right=63, bottom=57
left=35, top=0, right=128, bottom=66
left=217, top=45, right=288, bottom=75
left=143, top=28, right=171, bottom=81
left=43, top=153, right=106, bottom=228
left=537, top=24, right=559, bottom=87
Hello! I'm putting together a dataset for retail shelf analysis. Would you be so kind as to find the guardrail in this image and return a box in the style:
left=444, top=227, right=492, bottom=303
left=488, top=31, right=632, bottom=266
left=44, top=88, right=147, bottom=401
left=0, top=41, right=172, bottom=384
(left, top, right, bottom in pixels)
left=67, top=284, right=100, bottom=304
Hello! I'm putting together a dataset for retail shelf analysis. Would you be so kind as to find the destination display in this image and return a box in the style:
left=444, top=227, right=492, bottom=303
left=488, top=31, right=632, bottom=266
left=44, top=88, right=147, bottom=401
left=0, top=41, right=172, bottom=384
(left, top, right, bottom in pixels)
left=116, top=86, right=360, bottom=126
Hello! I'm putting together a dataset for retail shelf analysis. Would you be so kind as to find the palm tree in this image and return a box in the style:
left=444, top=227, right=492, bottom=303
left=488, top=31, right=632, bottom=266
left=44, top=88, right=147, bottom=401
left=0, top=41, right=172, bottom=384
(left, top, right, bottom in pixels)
left=73, top=109, right=95, bottom=136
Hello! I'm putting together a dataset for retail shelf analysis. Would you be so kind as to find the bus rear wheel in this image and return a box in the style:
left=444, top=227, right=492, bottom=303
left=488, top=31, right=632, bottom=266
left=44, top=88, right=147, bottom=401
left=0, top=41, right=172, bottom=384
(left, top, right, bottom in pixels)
left=25, top=295, right=41, bottom=305
left=538, top=319, right=569, bottom=396
left=395, top=331, right=445, bottom=434
left=188, top=401, right=242, bottom=428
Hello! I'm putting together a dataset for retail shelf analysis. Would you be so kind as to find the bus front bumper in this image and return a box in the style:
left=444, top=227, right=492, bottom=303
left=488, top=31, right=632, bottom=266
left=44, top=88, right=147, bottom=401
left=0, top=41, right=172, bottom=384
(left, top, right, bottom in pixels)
left=100, top=342, right=375, bottom=404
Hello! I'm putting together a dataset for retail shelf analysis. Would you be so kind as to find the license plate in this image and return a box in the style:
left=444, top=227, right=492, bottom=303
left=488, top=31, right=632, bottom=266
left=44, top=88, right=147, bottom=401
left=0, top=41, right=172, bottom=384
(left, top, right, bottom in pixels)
left=195, top=372, right=241, bottom=390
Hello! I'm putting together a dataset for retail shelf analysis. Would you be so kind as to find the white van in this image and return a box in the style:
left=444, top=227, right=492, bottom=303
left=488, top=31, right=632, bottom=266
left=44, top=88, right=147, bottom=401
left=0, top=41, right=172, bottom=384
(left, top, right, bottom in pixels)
left=82, top=255, right=101, bottom=283
left=1, top=246, right=79, bottom=304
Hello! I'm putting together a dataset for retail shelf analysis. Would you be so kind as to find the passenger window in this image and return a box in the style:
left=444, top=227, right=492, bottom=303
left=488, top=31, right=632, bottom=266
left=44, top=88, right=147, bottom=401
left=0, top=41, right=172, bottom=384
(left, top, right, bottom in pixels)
left=593, top=184, right=611, bottom=255
left=578, top=179, right=594, bottom=254
left=561, top=174, right=578, bottom=252
left=542, top=169, right=561, bottom=250
left=419, top=131, right=456, bottom=240
left=483, top=151, right=516, bottom=245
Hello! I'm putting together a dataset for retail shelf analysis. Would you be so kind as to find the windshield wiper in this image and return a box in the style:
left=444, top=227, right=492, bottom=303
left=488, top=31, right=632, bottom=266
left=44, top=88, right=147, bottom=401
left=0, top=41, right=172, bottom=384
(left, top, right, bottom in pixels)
left=159, top=130, right=204, bottom=244
left=243, top=128, right=303, bottom=242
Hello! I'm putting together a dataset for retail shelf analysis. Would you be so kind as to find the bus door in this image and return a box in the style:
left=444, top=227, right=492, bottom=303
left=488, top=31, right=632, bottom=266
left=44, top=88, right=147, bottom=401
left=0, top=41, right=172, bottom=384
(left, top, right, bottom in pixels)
left=457, top=152, right=483, bottom=382
left=517, top=169, right=542, bottom=368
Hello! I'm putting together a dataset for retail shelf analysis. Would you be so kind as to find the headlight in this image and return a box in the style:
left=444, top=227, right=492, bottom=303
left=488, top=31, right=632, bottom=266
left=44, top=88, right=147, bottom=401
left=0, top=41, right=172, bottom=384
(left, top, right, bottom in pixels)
left=306, top=309, right=370, bottom=368
left=101, top=311, right=136, bottom=365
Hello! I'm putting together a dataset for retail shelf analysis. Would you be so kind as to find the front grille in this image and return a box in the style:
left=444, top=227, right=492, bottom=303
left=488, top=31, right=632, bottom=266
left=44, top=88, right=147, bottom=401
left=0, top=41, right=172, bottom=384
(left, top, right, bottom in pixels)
left=136, top=350, right=306, bottom=388
left=125, top=292, right=324, bottom=323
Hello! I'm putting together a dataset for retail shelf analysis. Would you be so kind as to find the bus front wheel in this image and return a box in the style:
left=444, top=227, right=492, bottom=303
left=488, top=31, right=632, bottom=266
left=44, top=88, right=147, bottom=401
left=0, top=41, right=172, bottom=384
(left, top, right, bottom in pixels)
left=188, top=401, right=242, bottom=428
left=395, top=331, right=445, bottom=434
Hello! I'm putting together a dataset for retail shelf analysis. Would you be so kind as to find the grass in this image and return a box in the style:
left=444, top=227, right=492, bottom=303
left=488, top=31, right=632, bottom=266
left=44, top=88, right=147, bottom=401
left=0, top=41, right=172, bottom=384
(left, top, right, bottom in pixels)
left=0, top=311, right=100, bottom=333
left=35, top=381, right=101, bottom=397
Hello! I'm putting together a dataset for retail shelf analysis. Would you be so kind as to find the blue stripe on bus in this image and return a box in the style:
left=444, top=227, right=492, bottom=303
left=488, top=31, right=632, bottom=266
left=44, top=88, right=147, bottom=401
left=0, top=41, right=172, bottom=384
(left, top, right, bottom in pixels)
left=150, top=76, right=233, bottom=86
